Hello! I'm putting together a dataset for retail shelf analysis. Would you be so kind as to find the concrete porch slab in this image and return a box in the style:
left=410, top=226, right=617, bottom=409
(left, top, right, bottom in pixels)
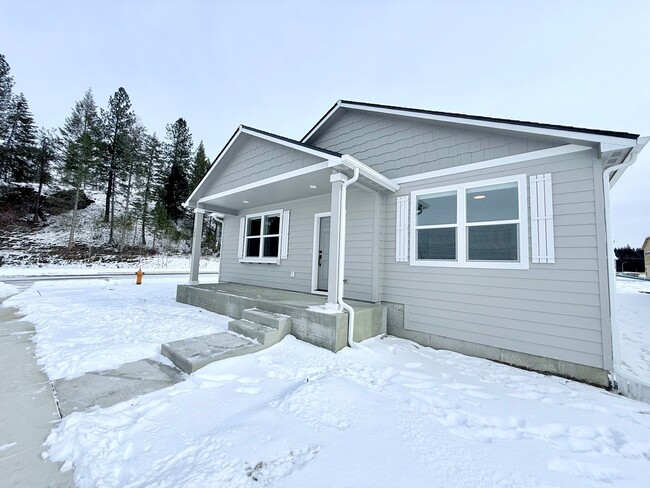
left=53, top=359, right=184, bottom=417
left=161, top=332, right=264, bottom=374
left=176, top=283, right=387, bottom=352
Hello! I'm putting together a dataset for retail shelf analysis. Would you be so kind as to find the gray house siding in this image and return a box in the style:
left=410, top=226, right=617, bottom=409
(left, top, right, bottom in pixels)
left=309, top=109, right=563, bottom=179
left=220, top=188, right=377, bottom=302
left=201, top=134, right=326, bottom=197
left=380, top=148, right=607, bottom=369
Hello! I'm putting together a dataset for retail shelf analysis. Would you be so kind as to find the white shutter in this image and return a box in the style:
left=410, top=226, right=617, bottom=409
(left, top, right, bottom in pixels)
left=237, top=217, right=245, bottom=259
left=395, top=196, right=409, bottom=262
left=530, top=174, right=555, bottom=264
left=280, top=210, right=290, bottom=259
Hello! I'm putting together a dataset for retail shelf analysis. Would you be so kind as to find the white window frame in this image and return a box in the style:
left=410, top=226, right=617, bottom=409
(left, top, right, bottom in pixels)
left=410, top=174, right=529, bottom=269
left=239, top=209, right=283, bottom=264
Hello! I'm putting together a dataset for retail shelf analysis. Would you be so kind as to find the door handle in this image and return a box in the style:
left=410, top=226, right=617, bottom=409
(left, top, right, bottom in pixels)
left=318, top=250, right=323, bottom=267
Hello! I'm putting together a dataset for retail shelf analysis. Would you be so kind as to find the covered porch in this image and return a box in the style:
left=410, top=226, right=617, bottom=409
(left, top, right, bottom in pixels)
left=176, top=282, right=387, bottom=352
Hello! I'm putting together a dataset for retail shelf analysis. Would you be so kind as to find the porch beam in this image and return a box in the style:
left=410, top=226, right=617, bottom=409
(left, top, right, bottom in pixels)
left=189, top=208, right=206, bottom=285
left=327, top=173, right=347, bottom=307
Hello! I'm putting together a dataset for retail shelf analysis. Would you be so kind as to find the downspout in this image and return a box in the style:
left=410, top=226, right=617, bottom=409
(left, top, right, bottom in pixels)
left=338, top=167, right=360, bottom=347
left=213, top=215, right=224, bottom=284
left=602, top=137, right=648, bottom=379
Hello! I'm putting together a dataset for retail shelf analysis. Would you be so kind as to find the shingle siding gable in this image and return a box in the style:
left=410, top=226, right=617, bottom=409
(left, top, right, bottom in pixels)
left=310, top=110, right=564, bottom=179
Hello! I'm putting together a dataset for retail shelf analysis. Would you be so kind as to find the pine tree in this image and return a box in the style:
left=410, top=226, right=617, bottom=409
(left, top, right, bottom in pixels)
left=138, top=133, right=162, bottom=246
left=60, top=89, right=102, bottom=249
left=33, top=128, right=58, bottom=223
left=189, top=140, right=210, bottom=190
left=101, top=87, right=135, bottom=244
left=1, top=93, right=37, bottom=182
left=161, top=118, right=192, bottom=223
left=117, top=123, right=145, bottom=253
left=0, top=53, right=14, bottom=147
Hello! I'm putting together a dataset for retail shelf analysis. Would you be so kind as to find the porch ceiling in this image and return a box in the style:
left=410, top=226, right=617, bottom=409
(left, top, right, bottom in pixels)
left=197, top=161, right=396, bottom=214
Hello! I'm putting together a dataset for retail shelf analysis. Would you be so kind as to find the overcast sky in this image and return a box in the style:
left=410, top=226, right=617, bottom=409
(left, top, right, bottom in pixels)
left=1, top=0, right=648, bottom=245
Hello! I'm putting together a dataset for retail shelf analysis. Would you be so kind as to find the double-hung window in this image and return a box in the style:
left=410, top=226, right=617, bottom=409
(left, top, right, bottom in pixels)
left=411, top=174, right=528, bottom=269
left=242, top=210, right=282, bottom=263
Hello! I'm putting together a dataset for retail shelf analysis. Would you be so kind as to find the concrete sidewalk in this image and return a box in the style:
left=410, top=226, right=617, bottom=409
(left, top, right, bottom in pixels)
left=0, top=304, right=74, bottom=488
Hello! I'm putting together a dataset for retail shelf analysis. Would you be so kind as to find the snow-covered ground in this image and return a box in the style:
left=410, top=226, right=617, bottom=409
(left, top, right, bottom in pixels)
left=0, top=255, right=219, bottom=277
left=3, top=278, right=228, bottom=379
left=617, top=276, right=650, bottom=385
left=2, top=277, right=650, bottom=487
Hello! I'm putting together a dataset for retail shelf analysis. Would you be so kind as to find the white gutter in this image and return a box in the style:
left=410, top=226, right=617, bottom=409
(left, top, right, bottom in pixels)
left=603, top=137, right=649, bottom=379
left=337, top=166, right=360, bottom=347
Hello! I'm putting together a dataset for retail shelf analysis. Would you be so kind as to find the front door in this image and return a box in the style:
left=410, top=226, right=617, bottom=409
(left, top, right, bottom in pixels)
left=316, top=216, right=330, bottom=291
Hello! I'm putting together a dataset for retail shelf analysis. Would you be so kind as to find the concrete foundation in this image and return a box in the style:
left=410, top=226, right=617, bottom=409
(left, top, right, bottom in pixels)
left=177, top=283, right=386, bottom=352
left=384, top=301, right=610, bottom=388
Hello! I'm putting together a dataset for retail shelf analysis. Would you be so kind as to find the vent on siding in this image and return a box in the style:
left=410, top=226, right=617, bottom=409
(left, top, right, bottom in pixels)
left=396, top=196, right=409, bottom=262
left=529, top=174, right=555, bottom=264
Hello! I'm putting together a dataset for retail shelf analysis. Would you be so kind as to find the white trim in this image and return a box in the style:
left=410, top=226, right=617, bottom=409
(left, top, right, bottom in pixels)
left=395, top=195, right=409, bottom=262
left=337, top=103, right=638, bottom=148
left=198, top=162, right=331, bottom=204
left=239, top=209, right=283, bottom=265
left=239, top=127, right=339, bottom=160
left=341, top=154, right=400, bottom=192
left=302, top=101, right=342, bottom=143
left=409, top=174, right=529, bottom=269
left=193, top=208, right=207, bottom=214
left=237, top=217, right=245, bottom=259
left=311, top=212, right=331, bottom=294
left=186, top=126, right=338, bottom=207
left=280, top=209, right=290, bottom=259
left=392, top=144, right=591, bottom=184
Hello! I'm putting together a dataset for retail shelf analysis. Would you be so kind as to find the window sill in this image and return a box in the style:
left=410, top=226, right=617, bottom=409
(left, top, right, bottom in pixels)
left=239, top=257, right=281, bottom=265
left=409, top=259, right=529, bottom=270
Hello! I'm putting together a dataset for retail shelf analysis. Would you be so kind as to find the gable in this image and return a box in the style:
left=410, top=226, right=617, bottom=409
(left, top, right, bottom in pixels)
left=196, top=133, right=328, bottom=200
left=308, top=109, right=565, bottom=180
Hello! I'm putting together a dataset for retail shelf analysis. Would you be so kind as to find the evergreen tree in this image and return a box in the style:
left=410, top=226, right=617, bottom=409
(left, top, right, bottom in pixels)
left=0, top=53, right=14, bottom=147
left=60, top=89, right=102, bottom=248
left=189, top=140, right=210, bottom=190
left=138, top=133, right=162, bottom=246
left=101, top=87, right=135, bottom=243
left=33, top=128, right=58, bottom=223
left=117, top=123, right=146, bottom=253
left=161, top=118, right=192, bottom=223
left=1, top=93, right=37, bottom=182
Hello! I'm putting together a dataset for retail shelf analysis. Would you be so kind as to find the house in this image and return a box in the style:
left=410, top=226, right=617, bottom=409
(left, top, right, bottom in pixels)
left=643, top=237, right=650, bottom=277
left=181, top=100, right=648, bottom=386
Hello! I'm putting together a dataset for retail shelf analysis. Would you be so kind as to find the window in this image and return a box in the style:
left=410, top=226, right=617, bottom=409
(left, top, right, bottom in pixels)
left=411, top=175, right=528, bottom=269
left=241, top=210, right=282, bottom=263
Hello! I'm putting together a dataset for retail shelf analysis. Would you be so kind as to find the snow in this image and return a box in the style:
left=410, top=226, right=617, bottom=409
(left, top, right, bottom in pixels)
left=3, top=276, right=650, bottom=486
left=0, top=282, right=19, bottom=299
left=0, top=255, right=219, bottom=277
left=616, top=276, right=650, bottom=384
left=2, top=278, right=230, bottom=379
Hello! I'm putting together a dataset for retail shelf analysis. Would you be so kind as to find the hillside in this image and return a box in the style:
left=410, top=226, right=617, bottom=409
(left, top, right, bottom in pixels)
left=0, top=182, right=218, bottom=274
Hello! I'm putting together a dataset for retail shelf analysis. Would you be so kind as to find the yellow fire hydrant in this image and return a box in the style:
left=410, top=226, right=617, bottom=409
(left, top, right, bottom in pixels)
left=135, top=268, right=145, bottom=285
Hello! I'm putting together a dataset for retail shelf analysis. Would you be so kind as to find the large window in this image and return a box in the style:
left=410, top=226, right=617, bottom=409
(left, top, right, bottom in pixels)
left=242, top=210, right=282, bottom=262
left=411, top=175, right=528, bottom=269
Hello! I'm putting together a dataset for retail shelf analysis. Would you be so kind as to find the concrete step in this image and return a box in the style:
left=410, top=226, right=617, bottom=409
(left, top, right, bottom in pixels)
left=241, top=308, right=292, bottom=337
left=161, top=332, right=263, bottom=374
left=228, top=319, right=279, bottom=345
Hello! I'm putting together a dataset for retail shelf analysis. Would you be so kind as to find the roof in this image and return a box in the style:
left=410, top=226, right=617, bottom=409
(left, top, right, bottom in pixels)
left=302, top=100, right=640, bottom=143
left=240, top=125, right=343, bottom=158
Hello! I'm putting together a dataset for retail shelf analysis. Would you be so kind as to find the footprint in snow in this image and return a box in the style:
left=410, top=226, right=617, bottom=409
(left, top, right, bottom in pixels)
left=547, top=458, right=625, bottom=483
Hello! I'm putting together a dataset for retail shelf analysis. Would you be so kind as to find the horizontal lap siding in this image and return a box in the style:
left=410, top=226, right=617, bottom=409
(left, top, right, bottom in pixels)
left=310, top=110, right=562, bottom=179
left=201, top=135, right=325, bottom=196
left=380, top=150, right=606, bottom=368
left=220, top=189, right=376, bottom=302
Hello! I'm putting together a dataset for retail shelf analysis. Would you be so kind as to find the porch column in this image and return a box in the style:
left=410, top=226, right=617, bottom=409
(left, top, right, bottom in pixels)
left=189, top=208, right=206, bottom=285
left=327, top=173, right=347, bottom=308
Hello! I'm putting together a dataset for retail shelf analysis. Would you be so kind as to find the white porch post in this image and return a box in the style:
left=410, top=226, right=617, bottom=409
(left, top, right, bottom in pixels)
left=189, top=208, right=206, bottom=285
left=327, top=173, right=347, bottom=308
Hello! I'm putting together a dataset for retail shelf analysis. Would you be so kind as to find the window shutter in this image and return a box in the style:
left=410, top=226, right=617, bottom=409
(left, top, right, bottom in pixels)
left=530, top=174, right=555, bottom=264
left=237, top=217, right=245, bottom=259
left=280, top=210, right=290, bottom=259
left=396, top=196, right=409, bottom=262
